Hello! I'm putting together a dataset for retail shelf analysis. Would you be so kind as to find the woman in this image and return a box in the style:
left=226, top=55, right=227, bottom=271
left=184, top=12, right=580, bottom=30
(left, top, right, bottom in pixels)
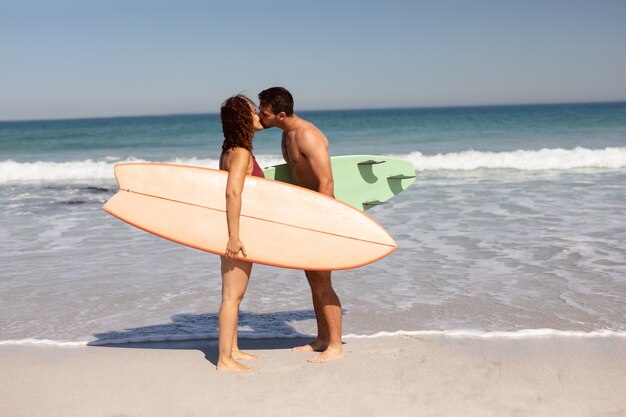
left=217, top=94, right=265, bottom=372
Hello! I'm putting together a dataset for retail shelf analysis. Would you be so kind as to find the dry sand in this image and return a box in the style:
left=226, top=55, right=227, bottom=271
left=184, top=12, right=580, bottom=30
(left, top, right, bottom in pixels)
left=1, top=335, right=625, bottom=417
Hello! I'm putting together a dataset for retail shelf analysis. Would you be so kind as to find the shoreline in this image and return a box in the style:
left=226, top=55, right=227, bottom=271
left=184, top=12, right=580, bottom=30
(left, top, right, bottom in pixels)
left=2, top=334, right=624, bottom=417
left=2, top=328, right=626, bottom=347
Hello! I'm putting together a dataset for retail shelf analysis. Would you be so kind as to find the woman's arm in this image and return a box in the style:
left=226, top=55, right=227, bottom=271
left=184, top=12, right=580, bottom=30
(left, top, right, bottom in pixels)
left=224, top=148, right=250, bottom=259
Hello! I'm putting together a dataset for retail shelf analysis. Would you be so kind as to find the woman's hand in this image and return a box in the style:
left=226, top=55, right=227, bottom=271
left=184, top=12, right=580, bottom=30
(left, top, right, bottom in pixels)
left=225, top=236, right=247, bottom=259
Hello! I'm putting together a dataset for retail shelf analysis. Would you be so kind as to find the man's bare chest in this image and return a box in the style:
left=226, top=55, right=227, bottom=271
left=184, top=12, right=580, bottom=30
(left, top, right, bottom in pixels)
left=282, top=135, right=304, bottom=164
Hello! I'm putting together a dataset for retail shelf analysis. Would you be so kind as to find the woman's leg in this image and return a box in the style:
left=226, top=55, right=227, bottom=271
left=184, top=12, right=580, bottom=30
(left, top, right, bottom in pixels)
left=217, top=257, right=253, bottom=371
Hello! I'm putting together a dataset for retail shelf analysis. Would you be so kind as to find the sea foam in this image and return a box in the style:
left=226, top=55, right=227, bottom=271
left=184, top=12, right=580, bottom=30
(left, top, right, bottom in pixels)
left=402, top=146, right=626, bottom=171
left=0, top=155, right=287, bottom=184
left=2, top=147, right=625, bottom=184
left=2, top=329, right=625, bottom=347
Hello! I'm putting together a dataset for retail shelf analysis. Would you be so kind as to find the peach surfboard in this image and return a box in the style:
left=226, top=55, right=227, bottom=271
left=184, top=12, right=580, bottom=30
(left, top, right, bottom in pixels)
left=103, top=163, right=397, bottom=270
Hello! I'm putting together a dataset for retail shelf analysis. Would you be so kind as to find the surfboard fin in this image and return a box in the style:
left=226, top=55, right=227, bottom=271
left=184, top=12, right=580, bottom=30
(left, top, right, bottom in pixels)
left=363, top=200, right=386, bottom=207
left=387, top=174, right=416, bottom=180
left=357, top=160, right=386, bottom=166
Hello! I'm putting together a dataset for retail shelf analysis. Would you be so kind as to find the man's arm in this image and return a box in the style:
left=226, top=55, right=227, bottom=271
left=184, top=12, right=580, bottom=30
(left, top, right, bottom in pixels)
left=298, top=130, right=334, bottom=197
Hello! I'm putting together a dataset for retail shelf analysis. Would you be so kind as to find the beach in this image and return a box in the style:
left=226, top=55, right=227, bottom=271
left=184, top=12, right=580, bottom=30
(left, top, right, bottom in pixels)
left=3, top=0, right=626, bottom=413
left=1, top=104, right=626, bottom=416
left=2, top=334, right=625, bottom=417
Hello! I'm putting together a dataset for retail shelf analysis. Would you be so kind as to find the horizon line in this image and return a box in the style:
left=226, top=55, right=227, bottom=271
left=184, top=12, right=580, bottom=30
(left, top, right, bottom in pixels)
left=2, top=99, right=625, bottom=123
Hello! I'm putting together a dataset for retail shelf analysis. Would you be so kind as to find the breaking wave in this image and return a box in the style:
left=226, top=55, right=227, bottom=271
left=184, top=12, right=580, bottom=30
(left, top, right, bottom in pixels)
left=1, top=147, right=625, bottom=183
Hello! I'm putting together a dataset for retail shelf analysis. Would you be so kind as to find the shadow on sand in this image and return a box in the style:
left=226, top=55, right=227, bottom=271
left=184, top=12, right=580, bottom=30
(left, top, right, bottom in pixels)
left=88, top=310, right=331, bottom=365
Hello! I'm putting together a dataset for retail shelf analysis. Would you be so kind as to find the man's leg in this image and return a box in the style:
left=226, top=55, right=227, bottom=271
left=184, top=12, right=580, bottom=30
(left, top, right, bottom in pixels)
left=293, top=270, right=329, bottom=352
left=295, top=270, right=344, bottom=362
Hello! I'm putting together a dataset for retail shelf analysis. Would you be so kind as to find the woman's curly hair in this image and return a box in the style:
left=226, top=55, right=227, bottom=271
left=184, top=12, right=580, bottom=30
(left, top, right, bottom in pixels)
left=220, top=94, right=256, bottom=153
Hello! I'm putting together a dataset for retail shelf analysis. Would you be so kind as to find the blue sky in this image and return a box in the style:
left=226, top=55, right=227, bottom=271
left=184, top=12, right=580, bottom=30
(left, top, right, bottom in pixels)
left=2, top=0, right=625, bottom=120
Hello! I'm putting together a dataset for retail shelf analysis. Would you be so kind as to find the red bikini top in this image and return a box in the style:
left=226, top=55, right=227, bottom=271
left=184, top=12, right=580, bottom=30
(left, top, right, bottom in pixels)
left=251, top=155, right=264, bottom=178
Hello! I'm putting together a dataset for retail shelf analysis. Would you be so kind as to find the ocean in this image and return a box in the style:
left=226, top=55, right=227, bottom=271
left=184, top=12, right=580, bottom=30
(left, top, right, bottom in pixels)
left=1, top=102, right=625, bottom=346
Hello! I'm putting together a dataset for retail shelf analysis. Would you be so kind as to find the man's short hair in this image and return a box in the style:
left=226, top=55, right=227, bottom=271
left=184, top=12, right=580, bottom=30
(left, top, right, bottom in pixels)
left=258, top=87, right=294, bottom=116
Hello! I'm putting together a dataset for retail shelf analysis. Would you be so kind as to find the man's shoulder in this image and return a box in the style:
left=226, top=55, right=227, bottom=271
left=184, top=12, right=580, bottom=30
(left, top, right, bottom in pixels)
left=294, top=118, right=325, bottom=140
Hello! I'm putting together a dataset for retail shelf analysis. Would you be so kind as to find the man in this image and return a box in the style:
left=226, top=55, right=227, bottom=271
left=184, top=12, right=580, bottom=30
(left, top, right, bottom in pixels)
left=258, top=87, right=344, bottom=363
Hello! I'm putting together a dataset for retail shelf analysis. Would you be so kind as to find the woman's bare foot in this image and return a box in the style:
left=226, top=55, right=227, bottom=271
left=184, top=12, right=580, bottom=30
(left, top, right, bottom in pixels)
left=292, top=341, right=327, bottom=352
left=308, top=347, right=344, bottom=363
left=232, top=350, right=260, bottom=361
left=217, top=358, right=252, bottom=372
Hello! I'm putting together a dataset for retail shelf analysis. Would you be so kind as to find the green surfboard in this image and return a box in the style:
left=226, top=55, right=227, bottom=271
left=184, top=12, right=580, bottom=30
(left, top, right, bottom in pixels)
left=262, top=155, right=416, bottom=211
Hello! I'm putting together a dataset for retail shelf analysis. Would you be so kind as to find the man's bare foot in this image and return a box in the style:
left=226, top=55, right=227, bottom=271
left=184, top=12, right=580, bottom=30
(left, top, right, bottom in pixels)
left=293, top=341, right=327, bottom=352
left=308, top=347, right=344, bottom=363
left=216, top=358, right=252, bottom=372
left=232, top=350, right=260, bottom=361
